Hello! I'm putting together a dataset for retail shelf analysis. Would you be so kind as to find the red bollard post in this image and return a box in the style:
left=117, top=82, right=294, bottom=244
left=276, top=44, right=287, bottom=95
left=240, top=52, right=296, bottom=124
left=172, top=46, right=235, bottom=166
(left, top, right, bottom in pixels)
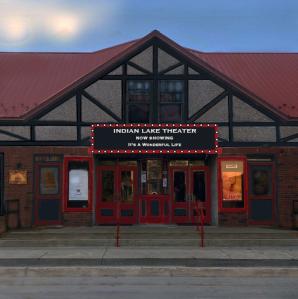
left=195, top=202, right=205, bottom=248
left=200, top=206, right=205, bottom=248
left=115, top=199, right=120, bottom=247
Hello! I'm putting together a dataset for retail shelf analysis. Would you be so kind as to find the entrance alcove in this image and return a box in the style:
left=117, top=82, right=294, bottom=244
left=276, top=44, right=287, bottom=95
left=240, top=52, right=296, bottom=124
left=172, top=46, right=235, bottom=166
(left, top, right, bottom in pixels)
left=93, top=154, right=218, bottom=225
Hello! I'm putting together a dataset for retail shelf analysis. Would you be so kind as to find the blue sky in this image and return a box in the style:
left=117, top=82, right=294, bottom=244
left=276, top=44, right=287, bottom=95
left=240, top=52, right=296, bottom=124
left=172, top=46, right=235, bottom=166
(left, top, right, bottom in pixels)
left=0, top=0, right=297, bottom=52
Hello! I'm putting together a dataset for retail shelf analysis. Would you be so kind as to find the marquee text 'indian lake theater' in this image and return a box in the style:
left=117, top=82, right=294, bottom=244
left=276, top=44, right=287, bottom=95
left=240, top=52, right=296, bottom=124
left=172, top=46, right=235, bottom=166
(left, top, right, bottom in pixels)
left=0, top=31, right=297, bottom=229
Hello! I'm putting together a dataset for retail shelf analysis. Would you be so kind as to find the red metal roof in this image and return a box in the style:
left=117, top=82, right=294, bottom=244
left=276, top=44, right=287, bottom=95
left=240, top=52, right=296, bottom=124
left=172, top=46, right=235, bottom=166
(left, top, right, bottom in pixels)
left=0, top=40, right=138, bottom=119
left=0, top=31, right=298, bottom=120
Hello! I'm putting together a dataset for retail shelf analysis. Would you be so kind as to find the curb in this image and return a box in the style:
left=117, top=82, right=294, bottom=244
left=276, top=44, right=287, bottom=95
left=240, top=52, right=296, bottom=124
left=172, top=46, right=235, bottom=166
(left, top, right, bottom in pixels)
left=0, top=258, right=298, bottom=267
left=0, top=266, right=298, bottom=278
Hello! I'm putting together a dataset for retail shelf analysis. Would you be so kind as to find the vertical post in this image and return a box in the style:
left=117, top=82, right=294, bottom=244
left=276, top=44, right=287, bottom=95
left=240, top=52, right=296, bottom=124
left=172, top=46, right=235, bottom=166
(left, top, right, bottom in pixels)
left=196, top=201, right=205, bottom=248
left=200, top=205, right=205, bottom=248
left=115, top=198, right=120, bottom=247
left=115, top=162, right=120, bottom=247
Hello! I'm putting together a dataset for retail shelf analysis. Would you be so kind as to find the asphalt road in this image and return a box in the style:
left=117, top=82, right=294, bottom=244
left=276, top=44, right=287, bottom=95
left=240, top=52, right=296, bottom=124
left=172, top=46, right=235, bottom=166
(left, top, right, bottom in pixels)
left=0, top=275, right=297, bottom=299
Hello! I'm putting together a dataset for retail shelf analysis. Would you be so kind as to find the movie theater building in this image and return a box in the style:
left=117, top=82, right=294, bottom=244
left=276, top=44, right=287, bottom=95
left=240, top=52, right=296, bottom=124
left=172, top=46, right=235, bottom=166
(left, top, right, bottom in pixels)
left=0, top=31, right=297, bottom=229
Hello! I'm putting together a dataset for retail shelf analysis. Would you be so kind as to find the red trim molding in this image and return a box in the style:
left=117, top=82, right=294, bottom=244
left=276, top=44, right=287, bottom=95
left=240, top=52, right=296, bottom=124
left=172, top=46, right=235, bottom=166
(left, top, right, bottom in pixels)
left=63, top=156, right=93, bottom=213
left=218, top=156, right=248, bottom=213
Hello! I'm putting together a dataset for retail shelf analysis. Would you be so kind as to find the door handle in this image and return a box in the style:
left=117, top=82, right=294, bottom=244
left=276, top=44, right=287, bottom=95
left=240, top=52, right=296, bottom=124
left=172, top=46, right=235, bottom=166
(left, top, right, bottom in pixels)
left=187, top=194, right=193, bottom=201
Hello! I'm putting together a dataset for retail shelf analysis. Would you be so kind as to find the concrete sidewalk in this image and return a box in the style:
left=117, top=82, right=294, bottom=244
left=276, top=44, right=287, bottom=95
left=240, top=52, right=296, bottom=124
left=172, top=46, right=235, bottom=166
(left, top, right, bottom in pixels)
left=0, top=246, right=297, bottom=267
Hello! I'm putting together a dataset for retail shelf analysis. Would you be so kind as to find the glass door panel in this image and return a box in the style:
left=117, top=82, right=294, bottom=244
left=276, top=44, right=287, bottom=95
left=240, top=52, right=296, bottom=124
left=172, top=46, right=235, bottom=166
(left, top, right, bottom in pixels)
left=40, top=167, right=59, bottom=195
left=145, top=160, right=163, bottom=195
left=101, top=170, right=115, bottom=202
left=170, top=167, right=189, bottom=223
left=174, top=171, right=187, bottom=202
left=117, top=166, right=137, bottom=222
left=250, top=167, right=272, bottom=196
left=192, top=171, right=206, bottom=202
left=120, top=170, right=134, bottom=203
left=189, top=166, right=210, bottom=224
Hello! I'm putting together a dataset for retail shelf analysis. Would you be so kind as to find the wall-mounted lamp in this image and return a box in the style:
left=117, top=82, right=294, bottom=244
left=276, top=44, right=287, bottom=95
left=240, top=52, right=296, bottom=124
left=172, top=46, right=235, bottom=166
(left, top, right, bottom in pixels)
left=16, top=163, right=23, bottom=169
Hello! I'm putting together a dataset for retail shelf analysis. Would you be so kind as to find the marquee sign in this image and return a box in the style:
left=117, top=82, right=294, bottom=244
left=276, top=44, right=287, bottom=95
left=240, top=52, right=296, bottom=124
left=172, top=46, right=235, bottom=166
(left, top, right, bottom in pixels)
left=89, top=123, right=221, bottom=154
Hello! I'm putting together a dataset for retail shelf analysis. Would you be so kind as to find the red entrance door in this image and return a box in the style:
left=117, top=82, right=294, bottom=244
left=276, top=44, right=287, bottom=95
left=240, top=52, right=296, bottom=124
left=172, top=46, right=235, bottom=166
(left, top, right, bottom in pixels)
left=138, top=159, right=170, bottom=224
left=170, top=166, right=210, bottom=224
left=96, top=165, right=137, bottom=224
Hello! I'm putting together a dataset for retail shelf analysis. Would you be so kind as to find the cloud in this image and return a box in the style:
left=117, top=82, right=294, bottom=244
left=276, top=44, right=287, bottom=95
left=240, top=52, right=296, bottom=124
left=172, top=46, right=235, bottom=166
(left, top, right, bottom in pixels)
left=46, top=13, right=81, bottom=40
left=0, top=0, right=120, bottom=47
left=1, top=16, right=31, bottom=43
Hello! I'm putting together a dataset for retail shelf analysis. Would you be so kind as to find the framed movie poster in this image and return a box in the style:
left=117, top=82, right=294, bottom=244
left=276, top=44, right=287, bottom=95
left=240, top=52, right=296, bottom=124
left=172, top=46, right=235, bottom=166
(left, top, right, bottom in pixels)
left=219, top=158, right=247, bottom=211
left=68, top=169, right=88, bottom=201
left=221, top=160, right=243, bottom=202
left=8, top=170, right=28, bottom=185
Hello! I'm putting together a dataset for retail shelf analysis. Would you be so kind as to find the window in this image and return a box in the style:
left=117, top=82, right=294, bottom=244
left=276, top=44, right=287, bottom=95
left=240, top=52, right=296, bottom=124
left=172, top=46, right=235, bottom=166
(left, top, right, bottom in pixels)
left=126, top=80, right=186, bottom=123
left=64, top=157, right=92, bottom=211
left=173, top=171, right=186, bottom=202
left=127, top=80, right=152, bottom=123
left=192, top=171, right=206, bottom=202
left=101, top=170, right=114, bottom=202
left=218, top=157, right=247, bottom=212
left=248, top=163, right=275, bottom=223
left=250, top=167, right=272, bottom=196
left=120, top=170, right=134, bottom=202
left=159, top=80, right=184, bottom=122
left=40, top=167, right=59, bottom=195
left=141, top=160, right=168, bottom=195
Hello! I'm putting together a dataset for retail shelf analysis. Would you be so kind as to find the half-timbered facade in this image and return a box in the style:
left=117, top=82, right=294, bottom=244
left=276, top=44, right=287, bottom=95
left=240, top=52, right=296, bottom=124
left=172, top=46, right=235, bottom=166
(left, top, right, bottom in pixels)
left=0, top=31, right=297, bottom=228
